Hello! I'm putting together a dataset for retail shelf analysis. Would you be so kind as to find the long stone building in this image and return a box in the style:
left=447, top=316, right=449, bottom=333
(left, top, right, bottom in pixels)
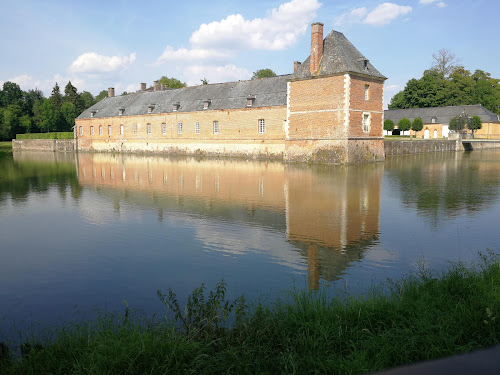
left=76, top=22, right=386, bottom=164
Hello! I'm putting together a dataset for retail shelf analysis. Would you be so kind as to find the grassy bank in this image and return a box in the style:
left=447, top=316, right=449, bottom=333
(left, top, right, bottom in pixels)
left=0, top=141, right=12, bottom=153
left=1, top=253, right=499, bottom=374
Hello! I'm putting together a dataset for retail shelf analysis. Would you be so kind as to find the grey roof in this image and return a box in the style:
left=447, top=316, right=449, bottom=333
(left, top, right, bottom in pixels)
left=385, top=105, right=500, bottom=125
left=78, top=75, right=290, bottom=119
left=293, top=30, right=386, bottom=80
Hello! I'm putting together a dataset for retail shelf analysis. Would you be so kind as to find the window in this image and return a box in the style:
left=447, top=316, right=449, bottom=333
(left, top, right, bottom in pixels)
left=431, top=117, right=437, bottom=124
left=247, top=98, right=253, bottom=107
left=147, top=123, right=151, bottom=135
left=119, top=108, right=124, bottom=116
left=108, top=125, right=112, bottom=135
left=173, top=103, right=180, bottom=112
left=203, top=100, right=211, bottom=110
left=178, top=122, right=183, bottom=134
left=195, top=121, right=200, bottom=134
left=133, top=124, right=137, bottom=135
left=99, top=125, right=103, bottom=135
left=120, top=124, right=124, bottom=135
left=213, top=120, right=219, bottom=134
left=90, top=126, right=94, bottom=136
left=259, top=119, right=265, bottom=134
left=79, top=126, right=83, bottom=136
left=162, top=123, right=166, bottom=135
left=364, top=85, right=369, bottom=100
left=362, top=113, right=370, bottom=133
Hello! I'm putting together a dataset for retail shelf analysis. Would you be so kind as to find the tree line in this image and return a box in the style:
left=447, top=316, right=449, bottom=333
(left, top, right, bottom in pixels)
left=0, top=81, right=108, bottom=141
left=389, top=50, right=500, bottom=115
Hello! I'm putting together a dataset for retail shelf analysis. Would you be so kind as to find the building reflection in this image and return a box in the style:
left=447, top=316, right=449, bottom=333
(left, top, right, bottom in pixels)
left=74, top=153, right=383, bottom=289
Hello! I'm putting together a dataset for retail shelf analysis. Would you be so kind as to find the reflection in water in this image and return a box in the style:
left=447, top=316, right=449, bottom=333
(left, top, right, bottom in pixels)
left=385, top=152, right=500, bottom=226
left=75, top=153, right=383, bottom=289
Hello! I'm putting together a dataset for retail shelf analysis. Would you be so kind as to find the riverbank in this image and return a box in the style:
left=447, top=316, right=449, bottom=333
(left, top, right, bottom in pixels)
left=0, top=141, right=12, bottom=153
left=1, top=253, right=499, bottom=374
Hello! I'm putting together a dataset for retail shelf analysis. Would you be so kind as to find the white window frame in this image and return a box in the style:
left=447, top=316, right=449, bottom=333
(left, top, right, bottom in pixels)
left=362, top=112, right=371, bottom=133
left=90, top=126, right=94, bottom=136
left=258, top=119, right=265, bottom=134
left=147, top=123, right=152, bottom=135
left=99, top=125, right=103, bottom=135
left=178, top=122, right=183, bottom=134
left=79, top=126, right=83, bottom=136
left=162, top=123, right=166, bottom=135
left=213, top=120, right=219, bottom=134
left=108, top=125, right=112, bottom=136
left=120, top=124, right=124, bottom=135
left=133, top=124, right=137, bottom=135
left=364, top=84, right=369, bottom=100
left=195, top=121, right=200, bottom=134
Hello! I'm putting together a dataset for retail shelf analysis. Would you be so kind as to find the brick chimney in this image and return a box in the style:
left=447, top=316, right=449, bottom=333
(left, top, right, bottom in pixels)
left=108, top=87, right=115, bottom=97
left=153, top=80, right=159, bottom=92
left=293, top=61, right=301, bottom=73
left=310, top=22, right=324, bottom=74
left=141, top=82, right=146, bottom=91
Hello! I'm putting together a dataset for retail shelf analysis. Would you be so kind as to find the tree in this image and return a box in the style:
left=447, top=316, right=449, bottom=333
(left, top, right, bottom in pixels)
left=95, top=90, right=108, bottom=103
left=469, top=115, right=482, bottom=137
left=1, top=81, right=23, bottom=107
left=60, top=102, right=77, bottom=131
left=40, top=99, right=59, bottom=133
left=398, top=118, right=411, bottom=135
left=411, top=118, right=423, bottom=136
left=49, top=82, right=63, bottom=110
left=64, top=81, right=83, bottom=112
left=251, top=69, right=277, bottom=80
left=201, top=78, right=209, bottom=85
left=449, top=116, right=467, bottom=132
left=159, top=76, right=186, bottom=89
left=383, top=119, right=394, bottom=134
left=431, top=49, right=461, bottom=77
left=80, top=91, right=95, bottom=108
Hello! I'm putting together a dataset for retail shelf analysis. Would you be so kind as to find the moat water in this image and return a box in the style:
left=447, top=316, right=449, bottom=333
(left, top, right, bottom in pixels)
left=1, top=149, right=500, bottom=339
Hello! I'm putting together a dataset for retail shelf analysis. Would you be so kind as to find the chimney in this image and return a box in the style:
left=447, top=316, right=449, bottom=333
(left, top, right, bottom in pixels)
left=141, top=82, right=147, bottom=91
left=293, top=61, right=301, bottom=73
left=153, top=80, right=160, bottom=92
left=108, top=87, right=115, bottom=97
left=310, top=22, right=324, bottom=75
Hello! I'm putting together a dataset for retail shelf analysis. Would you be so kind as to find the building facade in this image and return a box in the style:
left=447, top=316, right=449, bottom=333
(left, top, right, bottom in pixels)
left=76, top=23, right=386, bottom=164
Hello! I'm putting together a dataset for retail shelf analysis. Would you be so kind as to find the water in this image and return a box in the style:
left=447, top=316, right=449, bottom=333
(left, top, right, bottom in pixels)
left=1, top=150, right=500, bottom=338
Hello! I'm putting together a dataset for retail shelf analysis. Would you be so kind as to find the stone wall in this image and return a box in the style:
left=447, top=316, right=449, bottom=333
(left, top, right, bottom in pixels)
left=12, top=139, right=76, bottom=152
left=384, top=140, right=457, bottom=156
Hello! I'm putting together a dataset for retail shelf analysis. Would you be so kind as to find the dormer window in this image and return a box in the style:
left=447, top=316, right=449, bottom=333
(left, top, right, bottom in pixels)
left=173, top=102, right=180, bottom=112
left=247, top=95, right=256, bottom=107
left=203, top=100, right=211, bottom=110
left=358, top=57, right=369, bottom=70
left=148, top=104, right=155, bottom=114
left=90, top=110, right=97, bottom=118
left=119, top=108, right=125, bottom=116
left=431, top=117, right=437, bottom=123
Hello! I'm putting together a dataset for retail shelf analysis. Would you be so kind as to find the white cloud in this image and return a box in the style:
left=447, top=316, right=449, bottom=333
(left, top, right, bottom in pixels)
left=335, top=2, right=412, bottom=27
left=182, top=64, right=251, bottom=86
left=155, top=47, right=230, bottom=65
left=69, top=52, right=136, bottom=74
left=190, top=0, right=321, bottom=51
left=1, top=74, right=86, bottom=95
left=420, top=0, right=446, bottom=7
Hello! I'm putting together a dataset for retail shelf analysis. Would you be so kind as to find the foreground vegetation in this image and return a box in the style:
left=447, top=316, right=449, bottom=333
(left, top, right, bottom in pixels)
left=1, top=253, right=499, bottom=374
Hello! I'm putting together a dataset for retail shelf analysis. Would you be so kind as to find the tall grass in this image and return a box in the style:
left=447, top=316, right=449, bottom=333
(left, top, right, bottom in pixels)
left=1, top=252, right=499, bottom=374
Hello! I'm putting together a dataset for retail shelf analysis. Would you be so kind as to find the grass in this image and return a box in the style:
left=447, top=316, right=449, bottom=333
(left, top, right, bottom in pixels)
left=0, top=141, right=12, bottom=153
left=1, top=252, right=499, bottom=374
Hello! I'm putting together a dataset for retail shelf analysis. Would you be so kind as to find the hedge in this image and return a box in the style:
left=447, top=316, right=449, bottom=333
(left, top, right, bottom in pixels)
left=16, top=132, right=74, bottom=140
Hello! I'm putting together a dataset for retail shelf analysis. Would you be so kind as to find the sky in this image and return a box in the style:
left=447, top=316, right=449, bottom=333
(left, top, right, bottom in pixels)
left=1, top=0, right=498, bottom=108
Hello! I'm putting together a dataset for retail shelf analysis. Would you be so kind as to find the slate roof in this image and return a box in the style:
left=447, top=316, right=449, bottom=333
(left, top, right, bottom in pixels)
left=292, top=30, right=386, bottom=80
left=384, top=105, right=500, bottom=125
left=77, top=75, right=291, bottom=120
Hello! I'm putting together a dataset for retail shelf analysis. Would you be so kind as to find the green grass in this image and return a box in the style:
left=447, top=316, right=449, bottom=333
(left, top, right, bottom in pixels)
left=16, top=132, right=74, bottom=140
left=1, top=253, right=499, bottom=374
left=0, top=141, right=12, bottom=153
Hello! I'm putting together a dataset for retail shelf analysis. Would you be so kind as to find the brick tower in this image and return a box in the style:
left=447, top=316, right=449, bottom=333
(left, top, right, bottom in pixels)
left=285, top=23, right=386, bottom=163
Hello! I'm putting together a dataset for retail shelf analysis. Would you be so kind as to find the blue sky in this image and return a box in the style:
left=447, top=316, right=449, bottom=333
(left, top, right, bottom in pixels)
left=1, top=0, right=497, bottom=107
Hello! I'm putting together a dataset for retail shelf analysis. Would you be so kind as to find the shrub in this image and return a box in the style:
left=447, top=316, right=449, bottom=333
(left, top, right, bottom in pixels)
left=384, top=119, right=395, bottom=132
left=411, top=118, right=423, bottom=133
left=398, top=118, right=411, bottom=134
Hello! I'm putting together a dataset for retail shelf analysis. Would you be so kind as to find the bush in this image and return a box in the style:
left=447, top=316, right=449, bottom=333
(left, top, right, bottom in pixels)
left=411, top=118, right=423, bottom=133
left=16, top=132, right=74, bottom=140
left=384, top=119, right=395, bottom=132
left=398, top=118, right=411, bottom=133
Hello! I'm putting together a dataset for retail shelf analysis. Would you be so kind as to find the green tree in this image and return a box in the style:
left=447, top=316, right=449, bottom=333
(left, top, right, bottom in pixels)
left=95, top=90, right=108, bottom=103
left=251, top=69, right=277, bottom=79
left=201, top=78, right=209, bottom=85
left=159, top=76, right=186, bottom=88
left=40, top=99, right=59, bottom=133
left=449, top=116, right=467, bottom=132
left=469, top=115, right=482, bottom=137
left=411, top=118, right=423, bottom=136
left=0, top=81, right=23, bottom=107
left=383, top=119, right=394, bottom=134
left=60, top=102, right=77, bottom=131
left=3, top=104, right=23, bottom=139
left=23, top=89, right=44, bottom=117
left=80, top=91, right=95, bottom=109
left=398, top=118, right=411, bottom=135
left=64, top=81, right=83, bottom=113
left=49, top=82, right=63, bottom=110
